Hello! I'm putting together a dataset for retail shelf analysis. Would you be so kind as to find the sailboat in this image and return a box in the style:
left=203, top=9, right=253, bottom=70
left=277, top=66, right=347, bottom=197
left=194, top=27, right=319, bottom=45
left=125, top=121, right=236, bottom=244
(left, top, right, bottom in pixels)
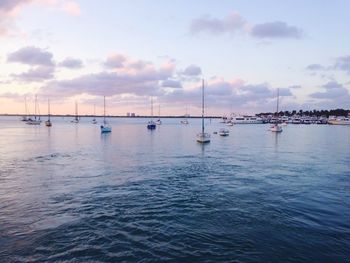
left=147, top=97, right=156, bottom=130
left=71, top=101, right=79, bottom=123
left=155, top=104, right=162, bottom=125
left=92, top=104, right=97, bottom=124
left=45, top=99, right=52, bottom=127
left=26, top=95, right=41, bottom=125
left=181, top=106, right=189, bottom=124
left=100, top=96, right=112, bottom=133
left=21, top=96, right=29, bottom=121
left=196, top=79, right=210, bottom=143
left=270, top=89, right=283, bottom=133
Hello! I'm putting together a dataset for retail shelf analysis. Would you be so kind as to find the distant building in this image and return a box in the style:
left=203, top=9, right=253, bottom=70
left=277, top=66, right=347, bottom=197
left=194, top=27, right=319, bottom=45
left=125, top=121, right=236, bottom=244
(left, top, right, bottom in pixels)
left=131, top=113, right=136, bottom=117
left=127, top=112, right=130, bottom=117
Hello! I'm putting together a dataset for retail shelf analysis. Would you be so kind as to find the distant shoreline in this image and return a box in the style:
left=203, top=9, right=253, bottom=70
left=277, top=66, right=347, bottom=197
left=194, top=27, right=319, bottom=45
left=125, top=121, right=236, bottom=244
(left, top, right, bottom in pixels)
left=0, top=114, right=221, bottom=119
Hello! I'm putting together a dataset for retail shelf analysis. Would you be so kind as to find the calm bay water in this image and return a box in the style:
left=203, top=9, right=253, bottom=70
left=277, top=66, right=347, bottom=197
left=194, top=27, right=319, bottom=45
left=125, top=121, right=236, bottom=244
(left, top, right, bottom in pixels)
left=0, top=116, right=349, bottom=262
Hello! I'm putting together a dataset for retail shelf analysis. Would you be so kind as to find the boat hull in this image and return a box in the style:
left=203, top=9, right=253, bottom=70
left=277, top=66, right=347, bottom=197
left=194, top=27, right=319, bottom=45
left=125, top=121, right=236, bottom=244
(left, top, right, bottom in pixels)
left=328, top=120, right=350, bottom=125
left=100, top=126, right=112, bottom=133
left=270, top=125, right=283, bottom=132
left=196, top=133, right=211, bottom=143
left=26, top=120, right=41, bottom=125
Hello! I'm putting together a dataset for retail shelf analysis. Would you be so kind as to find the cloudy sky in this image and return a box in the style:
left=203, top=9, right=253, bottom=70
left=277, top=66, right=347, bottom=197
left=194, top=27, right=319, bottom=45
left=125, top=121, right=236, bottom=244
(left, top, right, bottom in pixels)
left=0, top=0, right=349, bottom=116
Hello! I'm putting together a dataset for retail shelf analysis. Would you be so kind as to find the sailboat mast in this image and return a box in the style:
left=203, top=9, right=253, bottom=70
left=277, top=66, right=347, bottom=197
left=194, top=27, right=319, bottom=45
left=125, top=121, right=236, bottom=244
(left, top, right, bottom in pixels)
left=34, top=95, right=37, bottom=120
left=202, top=79, right=204, bottom=134
left=48, top=98, right=50, bottom=121
left=24, top=96, right=27, bottom=117
left=276, top=88, right=279, bottom=116
left=103, top=96, right=106, bottom=123
left=151, top=97, right=153, bottom=120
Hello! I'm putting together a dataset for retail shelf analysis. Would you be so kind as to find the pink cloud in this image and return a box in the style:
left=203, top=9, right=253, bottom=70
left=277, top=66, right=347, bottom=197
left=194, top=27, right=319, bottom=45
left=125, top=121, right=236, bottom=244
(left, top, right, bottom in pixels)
left=62, top=1, right=81, bottom=16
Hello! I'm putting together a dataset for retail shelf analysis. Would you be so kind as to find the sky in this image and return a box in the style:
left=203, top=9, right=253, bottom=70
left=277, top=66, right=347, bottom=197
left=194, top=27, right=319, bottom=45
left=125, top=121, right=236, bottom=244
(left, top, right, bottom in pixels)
left=0, top=0, right=349, bottom=116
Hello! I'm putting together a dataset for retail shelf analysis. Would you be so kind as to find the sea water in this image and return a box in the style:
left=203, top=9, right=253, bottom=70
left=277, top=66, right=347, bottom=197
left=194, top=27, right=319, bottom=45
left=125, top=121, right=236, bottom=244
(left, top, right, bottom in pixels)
left=0, top=117, right=349, bottom=262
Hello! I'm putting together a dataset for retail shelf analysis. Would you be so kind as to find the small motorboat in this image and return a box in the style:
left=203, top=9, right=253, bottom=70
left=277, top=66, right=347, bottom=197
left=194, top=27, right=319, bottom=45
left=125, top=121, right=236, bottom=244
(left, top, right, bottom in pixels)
left=218, top=128, right=229, bottom=136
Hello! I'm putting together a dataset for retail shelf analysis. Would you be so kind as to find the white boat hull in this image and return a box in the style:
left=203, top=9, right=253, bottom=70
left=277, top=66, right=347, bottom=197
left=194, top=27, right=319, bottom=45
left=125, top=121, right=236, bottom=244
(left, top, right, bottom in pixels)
left=328, top=120, right=350, bottom=125
left=219, top=131, right=229, bottom=136
left=270, top=125, right=283, bottom=132
left=231, top=116, right=263, bottom=124
left=196, top=133, right=210, bottom=143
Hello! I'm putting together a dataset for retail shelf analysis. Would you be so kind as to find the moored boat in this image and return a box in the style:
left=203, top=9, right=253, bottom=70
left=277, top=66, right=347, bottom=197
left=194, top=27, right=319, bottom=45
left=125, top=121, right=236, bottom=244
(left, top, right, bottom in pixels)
left=196, top=79, right=210, bottom=143
left=100, top=96, right=112, bottom=133
left=231, top=115, right=263, bottom=124
left=328, top=117, right=350, bottom=125
left=218, top=128, right=229, bottom=136
left=147, top=97, right=156, bottom=130
left=270, top=89, right=282, bottom=133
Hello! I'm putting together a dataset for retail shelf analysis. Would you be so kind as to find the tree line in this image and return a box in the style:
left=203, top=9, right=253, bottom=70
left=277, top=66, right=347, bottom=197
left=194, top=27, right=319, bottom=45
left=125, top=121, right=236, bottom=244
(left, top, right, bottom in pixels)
left=257, top=108, right=350, bottom=117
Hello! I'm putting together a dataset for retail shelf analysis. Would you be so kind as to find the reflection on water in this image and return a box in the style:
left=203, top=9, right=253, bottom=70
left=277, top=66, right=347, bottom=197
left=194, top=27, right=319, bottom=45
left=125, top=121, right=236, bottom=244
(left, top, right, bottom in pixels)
left=0, top=117, right=349, bottom=262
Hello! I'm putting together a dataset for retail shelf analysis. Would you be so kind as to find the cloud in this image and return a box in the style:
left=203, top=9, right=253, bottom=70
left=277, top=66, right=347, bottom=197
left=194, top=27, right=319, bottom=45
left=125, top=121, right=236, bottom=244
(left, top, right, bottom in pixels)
left=12, top=65, right=55, bottom=82
left=62, top=1, right=81, bottom=16
left=251, top=21, right=302, bottom=39
left=0, top=92, right=24, bottom=100
left=306, top=55, right=350, bottom=76
left=190, top=12, right=246, bottom=35
left=334, top=55, right=350, bottom=74
left=306, top=64, right=326, bottom=71
left=189, top=12, right=303, bottom=40
left=40, top=56, right=177, bottom=98
left=289, top=85, right=302, bottom=89
left=162, top=78, right=294, bottom=113
left=0, top=0, right=33, bottom=36
left=7, top=46, right=54, bottom=66
left=0, top=0, right=32, bottom=13
left=161, top=79, right=182, bottom=88
left=40, top=71, right=161, bottom=97
left=58, top=57, right=83, bottom=69
left=103, top=54, right=126, bottom=68
left=182, top=65, right=202, bottom=76
left=0, top=0, right=81, bottom=37
left=310, top=81, right=349, bottom=99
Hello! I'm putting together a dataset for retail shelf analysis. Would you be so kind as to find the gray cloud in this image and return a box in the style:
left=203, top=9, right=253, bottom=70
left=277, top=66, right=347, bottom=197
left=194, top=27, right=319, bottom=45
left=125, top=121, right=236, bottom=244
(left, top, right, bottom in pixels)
left=251, top=21, right=302, bottom=39
left=58, top=57, right=83, bottom=69
left=161, top=79, right=182, bottom=88
left=306, top=55, right=350, bottom=75
left=306, top=64, right=325, bottom=71
left=162, top=80, right=294, bottom=112
left=0, top=0, right=33, bottom=12
left=182, top=65, right=202, bottom=76
left=39, top=57, right=175, bottom=98
left=190, top=12, right=303, bottom=40
left=103, top=54, right=126, bottom=68
left=7, top=46, right=54, bottom=66
left=190, top=12, right=246, bottom=35
left=12, top=65, right=54, bottom=82
left=289, top=85, right=302, bottom=89
left=334, top=55, right=350, bottom=74
left=310, top=81, right=349, bottom=99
